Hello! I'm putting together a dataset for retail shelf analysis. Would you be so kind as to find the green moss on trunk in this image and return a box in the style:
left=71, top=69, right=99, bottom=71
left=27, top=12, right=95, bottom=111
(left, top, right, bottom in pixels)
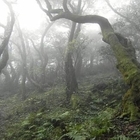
left=121, top=89, right=140, bottom=121
left=106, top=33, right=140, bottom=121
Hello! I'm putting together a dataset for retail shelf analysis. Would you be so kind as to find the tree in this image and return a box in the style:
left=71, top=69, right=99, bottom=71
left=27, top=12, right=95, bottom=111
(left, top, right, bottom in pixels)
left=37, top=0, right=140, bottom=120
left=29, top=22, right=54, bottom=91
left=36, top=0, right=81, bottom=102
left=15, top=23, right=27, bottom=100
left=105, top=0, right=140, bottom=32
left=0, top=0, right=15, bottom=73
left=64, top=0, right=83, bottom=102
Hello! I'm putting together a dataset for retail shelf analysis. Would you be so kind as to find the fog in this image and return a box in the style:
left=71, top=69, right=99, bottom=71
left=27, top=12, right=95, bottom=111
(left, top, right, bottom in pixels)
left=0, top=0, right=140, bottom=139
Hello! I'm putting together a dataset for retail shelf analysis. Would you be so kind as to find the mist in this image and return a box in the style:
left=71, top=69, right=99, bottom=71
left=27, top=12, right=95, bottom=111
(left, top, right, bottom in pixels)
left=0, top=0, right=140, bottom=139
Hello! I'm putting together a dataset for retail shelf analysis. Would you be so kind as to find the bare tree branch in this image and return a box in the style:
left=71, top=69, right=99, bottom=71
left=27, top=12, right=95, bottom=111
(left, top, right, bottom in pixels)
left=35, top=0, right=53, bottom=19
left=63, top=0, right=71, bottom=13
left=0, top=0, right=15, bottom=73
left=44, top=0, right=52, bottom=11
left=105, top=0, right=140, bottom=32
left=0, top=0, right=15, bottom=56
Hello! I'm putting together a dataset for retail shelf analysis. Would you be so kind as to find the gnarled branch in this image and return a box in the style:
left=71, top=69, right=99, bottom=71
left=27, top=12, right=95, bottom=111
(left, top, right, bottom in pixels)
left=0, top=0, right=15, bottom=73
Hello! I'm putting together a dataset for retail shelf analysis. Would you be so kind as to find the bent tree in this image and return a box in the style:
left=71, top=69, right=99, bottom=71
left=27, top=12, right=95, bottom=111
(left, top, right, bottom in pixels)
left=37, top=0, right=140, bottom=120
left=0, top=0, right=15, bottom=73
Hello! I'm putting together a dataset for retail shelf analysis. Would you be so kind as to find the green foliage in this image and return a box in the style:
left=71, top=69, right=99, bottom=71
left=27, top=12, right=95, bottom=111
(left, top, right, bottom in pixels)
left=71, top=94, right=80, bottom=109
left=58, top=108, right=115, bottom=140
left=110, top=135, right=138, bottom=140
left=5, top=112, right=55, bottom=140
left=5, top=106, right=116, bottom=140
left=59, top=131, right=87, bottom=140
left=1, top=75, right=140, bottom=140
left=80, top=108, right=115, bottom=139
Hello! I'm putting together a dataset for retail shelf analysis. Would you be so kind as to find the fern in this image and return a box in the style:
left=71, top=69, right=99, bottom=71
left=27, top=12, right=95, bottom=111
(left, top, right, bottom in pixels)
left=59, top=132, right=87, bottom=140
left=110, top=135, right=138, bottom=140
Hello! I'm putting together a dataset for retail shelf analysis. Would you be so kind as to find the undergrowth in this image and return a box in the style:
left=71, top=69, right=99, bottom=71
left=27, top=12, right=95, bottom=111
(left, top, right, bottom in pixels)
left=1, top=75, right=140, bottom=140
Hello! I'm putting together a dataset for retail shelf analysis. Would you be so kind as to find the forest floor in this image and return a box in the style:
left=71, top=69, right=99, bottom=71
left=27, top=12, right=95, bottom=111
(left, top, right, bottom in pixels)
left=0, top=73, right=140, bottom=140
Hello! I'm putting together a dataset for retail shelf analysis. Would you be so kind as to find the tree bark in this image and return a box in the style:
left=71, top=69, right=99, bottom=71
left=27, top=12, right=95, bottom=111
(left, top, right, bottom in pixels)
left=75, top=50, right=82, bottom=77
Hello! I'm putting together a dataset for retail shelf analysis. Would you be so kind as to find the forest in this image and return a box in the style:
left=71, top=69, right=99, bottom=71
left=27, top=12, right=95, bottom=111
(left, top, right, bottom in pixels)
left=0, top=0, right=140, bottom=139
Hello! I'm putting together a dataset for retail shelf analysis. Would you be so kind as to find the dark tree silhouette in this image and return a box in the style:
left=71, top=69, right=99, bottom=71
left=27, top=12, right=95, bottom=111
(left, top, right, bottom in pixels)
left=0, top=0, right=15, bottom=73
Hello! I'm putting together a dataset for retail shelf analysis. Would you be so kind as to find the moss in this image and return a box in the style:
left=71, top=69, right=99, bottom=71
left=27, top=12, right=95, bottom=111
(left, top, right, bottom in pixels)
left=111, top=40, right=140, bottom=120
left=117, top=58, right=139, bottom=84
left=70, top=94, right=80, bottom=109
left=121, top=89, right=140, bottom=121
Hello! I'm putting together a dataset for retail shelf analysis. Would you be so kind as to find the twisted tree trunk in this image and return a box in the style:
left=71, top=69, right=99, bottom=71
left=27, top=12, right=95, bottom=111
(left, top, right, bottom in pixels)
left=0, top=0, right=15, bottom=73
